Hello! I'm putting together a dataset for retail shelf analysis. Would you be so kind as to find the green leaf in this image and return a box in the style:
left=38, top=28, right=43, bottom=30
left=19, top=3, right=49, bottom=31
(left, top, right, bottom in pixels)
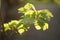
left=30, top=3, right=36, bottom=11
left=24, top=3, right=31, bottom=10
left=38, top=9, right=53, bottom=21
left=23, top=24, right=30, bottom=31
left=34, top=20, right=41, bottom=30
left=18, top=29, right=25, bottom=35
left=43, top=23, right=49, bottom=31
left=18, top=7, right=25, bottom=13
left=4, top=23, right=11, bottom=31
left=25, top=10, right=34, bottom=16
left=17, top=24, right=24, bottom=29
left=37, top=21, right=45, bottom=28
left=40, top=12, right=48, bottom=20
left=23, top=17, right=30, bottom=24
left=8, top=20, right=19, bottom=28
left=44, top=9, right=53, bottom=17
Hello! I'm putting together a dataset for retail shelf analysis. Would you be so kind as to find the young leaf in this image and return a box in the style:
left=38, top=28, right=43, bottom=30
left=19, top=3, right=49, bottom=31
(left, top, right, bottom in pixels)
left=43, top=23, right=49, bottom=31
left=34, top=20, right=41, bottom=30
left=18, top=29, right=25, bottom=35
left=18, top=7, right=25, bottom=13
left=24, top=3, right=31, bottom=10
left=30, top=3, right=36, bottom=11
left=8, top=20, right=19, bottom=28
left=25, top=10, right=34, bottom=16
left=4, top=23, right=11, bottom=31
left=17, top=24, right=24, bottom=29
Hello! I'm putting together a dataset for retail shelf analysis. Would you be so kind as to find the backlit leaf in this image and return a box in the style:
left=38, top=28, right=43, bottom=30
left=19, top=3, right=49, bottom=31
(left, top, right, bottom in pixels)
left=43, top=23, right=49, bottom=31
left=25, top=10, right=34, bottom=16
left=34, top=21, right=41, bottom=30
left=24, top=3, right=31, bottom=10
left=30, top=3, right=36, bottom=11
left=18, top=7, right=25, bottom=13
left=4, top=23, right=11, bottom=31
left=17, top=24, right=24, bottom=29
left=18, top=29, right=25, bottom=35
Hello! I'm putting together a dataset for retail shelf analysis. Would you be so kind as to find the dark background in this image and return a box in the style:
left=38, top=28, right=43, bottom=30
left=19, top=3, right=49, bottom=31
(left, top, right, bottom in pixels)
left=0, top=0, right=60, bottom=40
